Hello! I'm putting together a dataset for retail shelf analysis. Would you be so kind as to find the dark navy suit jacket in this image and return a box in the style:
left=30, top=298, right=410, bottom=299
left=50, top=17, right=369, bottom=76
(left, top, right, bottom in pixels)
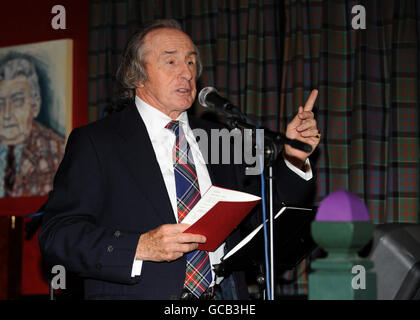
left=39, top=101, right=315, bottom=299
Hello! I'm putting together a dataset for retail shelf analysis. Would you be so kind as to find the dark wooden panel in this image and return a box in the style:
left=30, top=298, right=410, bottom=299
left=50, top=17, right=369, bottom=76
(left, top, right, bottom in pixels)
left=0, top=216, right=9, bottom=300
left=0, top=216, right=23, bottom=300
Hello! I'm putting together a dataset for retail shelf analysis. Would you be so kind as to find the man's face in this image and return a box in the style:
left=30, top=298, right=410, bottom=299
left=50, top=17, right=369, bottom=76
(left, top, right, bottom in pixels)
left=0, top=75, right=38, bottom=146
left=136, top=28, right=198, bottom=119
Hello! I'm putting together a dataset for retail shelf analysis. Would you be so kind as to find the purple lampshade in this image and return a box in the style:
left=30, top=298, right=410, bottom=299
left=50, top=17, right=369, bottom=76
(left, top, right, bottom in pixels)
left=315, top=190, right=370, bottom=222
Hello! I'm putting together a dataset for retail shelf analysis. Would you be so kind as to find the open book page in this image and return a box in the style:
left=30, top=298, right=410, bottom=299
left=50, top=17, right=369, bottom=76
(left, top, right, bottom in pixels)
left=181, top=186, right=261, bottom=251
left=222, top=206, right=313, bottom=261
left=182, top=185, right=261, bottom=225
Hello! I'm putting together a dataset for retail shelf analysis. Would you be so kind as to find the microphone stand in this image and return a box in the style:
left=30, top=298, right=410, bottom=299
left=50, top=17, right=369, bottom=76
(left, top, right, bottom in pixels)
left=223, top=113, right=311, bottom=300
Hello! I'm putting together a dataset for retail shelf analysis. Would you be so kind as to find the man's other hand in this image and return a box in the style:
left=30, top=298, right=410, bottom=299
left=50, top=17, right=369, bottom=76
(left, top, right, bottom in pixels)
left=284, top=89, right=320, bottom=169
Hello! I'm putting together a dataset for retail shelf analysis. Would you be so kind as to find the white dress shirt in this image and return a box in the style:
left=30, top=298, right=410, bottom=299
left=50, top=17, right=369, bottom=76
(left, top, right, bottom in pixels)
left=131, top=96, right=225, bottom=286
left=131, top=96, right=313, bottom=286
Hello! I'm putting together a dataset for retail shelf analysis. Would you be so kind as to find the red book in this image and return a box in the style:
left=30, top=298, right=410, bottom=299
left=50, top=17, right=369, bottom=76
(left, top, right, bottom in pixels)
left=183, top=186, right=261, bottom=251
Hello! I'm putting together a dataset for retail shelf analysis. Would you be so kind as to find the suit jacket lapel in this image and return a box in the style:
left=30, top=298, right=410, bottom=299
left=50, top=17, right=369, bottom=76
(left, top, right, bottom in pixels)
left=116, top=102, right=176, bottom=224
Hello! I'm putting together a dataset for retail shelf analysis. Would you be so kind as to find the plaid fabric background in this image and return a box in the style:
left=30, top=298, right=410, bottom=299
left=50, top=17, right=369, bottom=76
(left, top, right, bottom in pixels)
left=88, top=0, right=420, bottom=296
left=280, top=0, right=420, bottom=295
left=89, top=0, right=284, bottom=128
left=89, top=0, right=140, bottom=121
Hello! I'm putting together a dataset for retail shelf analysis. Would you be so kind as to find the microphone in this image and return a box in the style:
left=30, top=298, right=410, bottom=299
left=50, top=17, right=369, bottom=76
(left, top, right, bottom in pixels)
left=198, top=86, right=313, bottom=153
left=198, top=87, right=238, bottom=114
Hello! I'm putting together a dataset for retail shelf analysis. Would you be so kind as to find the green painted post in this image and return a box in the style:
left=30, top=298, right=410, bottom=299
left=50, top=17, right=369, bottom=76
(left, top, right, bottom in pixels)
left=308, top=191, right=376, bottom=300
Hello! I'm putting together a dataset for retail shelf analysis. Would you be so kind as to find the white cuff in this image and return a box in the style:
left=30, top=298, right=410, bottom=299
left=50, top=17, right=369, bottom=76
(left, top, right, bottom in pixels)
left=131, top=257, right=143, bottom=277
left=283, top=158, right=313, bottom=181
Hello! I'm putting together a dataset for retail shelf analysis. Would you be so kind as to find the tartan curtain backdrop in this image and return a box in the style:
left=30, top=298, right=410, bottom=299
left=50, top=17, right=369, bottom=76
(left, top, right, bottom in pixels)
left=89, top=0, right=284, bottom=129
left=281, top=0, right=419, bottom=223
left=88, top=0, right=420, bottom=296
left=280, top=0, right=420, bottom=294
left=89, top=0, right=140, bottom=121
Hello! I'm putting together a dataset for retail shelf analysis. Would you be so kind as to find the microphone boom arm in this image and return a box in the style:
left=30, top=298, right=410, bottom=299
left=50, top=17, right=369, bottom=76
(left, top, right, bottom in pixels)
left=225, top=116, right=312, bottom=166
left=198, top=86, right=312, bottom=164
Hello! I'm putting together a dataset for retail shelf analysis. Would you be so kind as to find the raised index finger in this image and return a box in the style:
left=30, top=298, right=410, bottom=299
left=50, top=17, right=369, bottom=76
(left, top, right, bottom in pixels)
left=304, top=89, right=318, bottom=112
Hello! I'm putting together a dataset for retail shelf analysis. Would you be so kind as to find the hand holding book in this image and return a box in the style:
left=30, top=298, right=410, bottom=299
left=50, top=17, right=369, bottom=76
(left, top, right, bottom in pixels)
left=183, top=186, right=261, bottom=251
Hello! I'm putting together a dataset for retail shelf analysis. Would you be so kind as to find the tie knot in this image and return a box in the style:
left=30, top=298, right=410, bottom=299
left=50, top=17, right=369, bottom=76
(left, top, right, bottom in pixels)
left=165, top=120, right=179, bottom=133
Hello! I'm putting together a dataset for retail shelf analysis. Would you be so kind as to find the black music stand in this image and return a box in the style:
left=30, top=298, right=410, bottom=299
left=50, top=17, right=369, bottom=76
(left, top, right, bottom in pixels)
left=213, top=206, right=318, bottom=295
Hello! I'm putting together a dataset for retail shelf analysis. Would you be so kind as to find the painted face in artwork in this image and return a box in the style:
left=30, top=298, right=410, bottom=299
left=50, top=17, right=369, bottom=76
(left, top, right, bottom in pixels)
left=0, top=75, right=40, bottom=146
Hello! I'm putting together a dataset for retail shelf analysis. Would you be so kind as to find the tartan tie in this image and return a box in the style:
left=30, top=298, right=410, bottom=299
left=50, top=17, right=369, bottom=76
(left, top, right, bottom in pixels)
left=165, top=120, right=212, bottom=298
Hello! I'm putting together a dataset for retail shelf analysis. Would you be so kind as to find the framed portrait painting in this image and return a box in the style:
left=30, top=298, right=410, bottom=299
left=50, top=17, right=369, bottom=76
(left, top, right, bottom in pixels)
left=0, top=39, right=73, bottom=212
left=0, top=39, right=73, bottom=297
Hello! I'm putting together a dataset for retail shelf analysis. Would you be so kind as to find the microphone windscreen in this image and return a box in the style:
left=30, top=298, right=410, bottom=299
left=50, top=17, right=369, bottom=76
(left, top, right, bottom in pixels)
left=198, top=87, right=217, bottom=107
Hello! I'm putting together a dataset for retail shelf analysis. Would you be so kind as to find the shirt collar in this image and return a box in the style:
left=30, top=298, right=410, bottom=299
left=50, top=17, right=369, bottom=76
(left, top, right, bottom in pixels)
left=135, top=96, right=190, bottom=136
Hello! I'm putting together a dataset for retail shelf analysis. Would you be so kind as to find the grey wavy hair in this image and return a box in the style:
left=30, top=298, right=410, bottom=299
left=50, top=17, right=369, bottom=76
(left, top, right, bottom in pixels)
left=116, top=19, right=203, bottom=100
left=0, top=57, right=41, bottom=108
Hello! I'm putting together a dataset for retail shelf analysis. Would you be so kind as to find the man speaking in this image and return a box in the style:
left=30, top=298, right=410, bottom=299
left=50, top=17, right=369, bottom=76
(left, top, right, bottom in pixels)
left=39, top=19, right=320, bottom=300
